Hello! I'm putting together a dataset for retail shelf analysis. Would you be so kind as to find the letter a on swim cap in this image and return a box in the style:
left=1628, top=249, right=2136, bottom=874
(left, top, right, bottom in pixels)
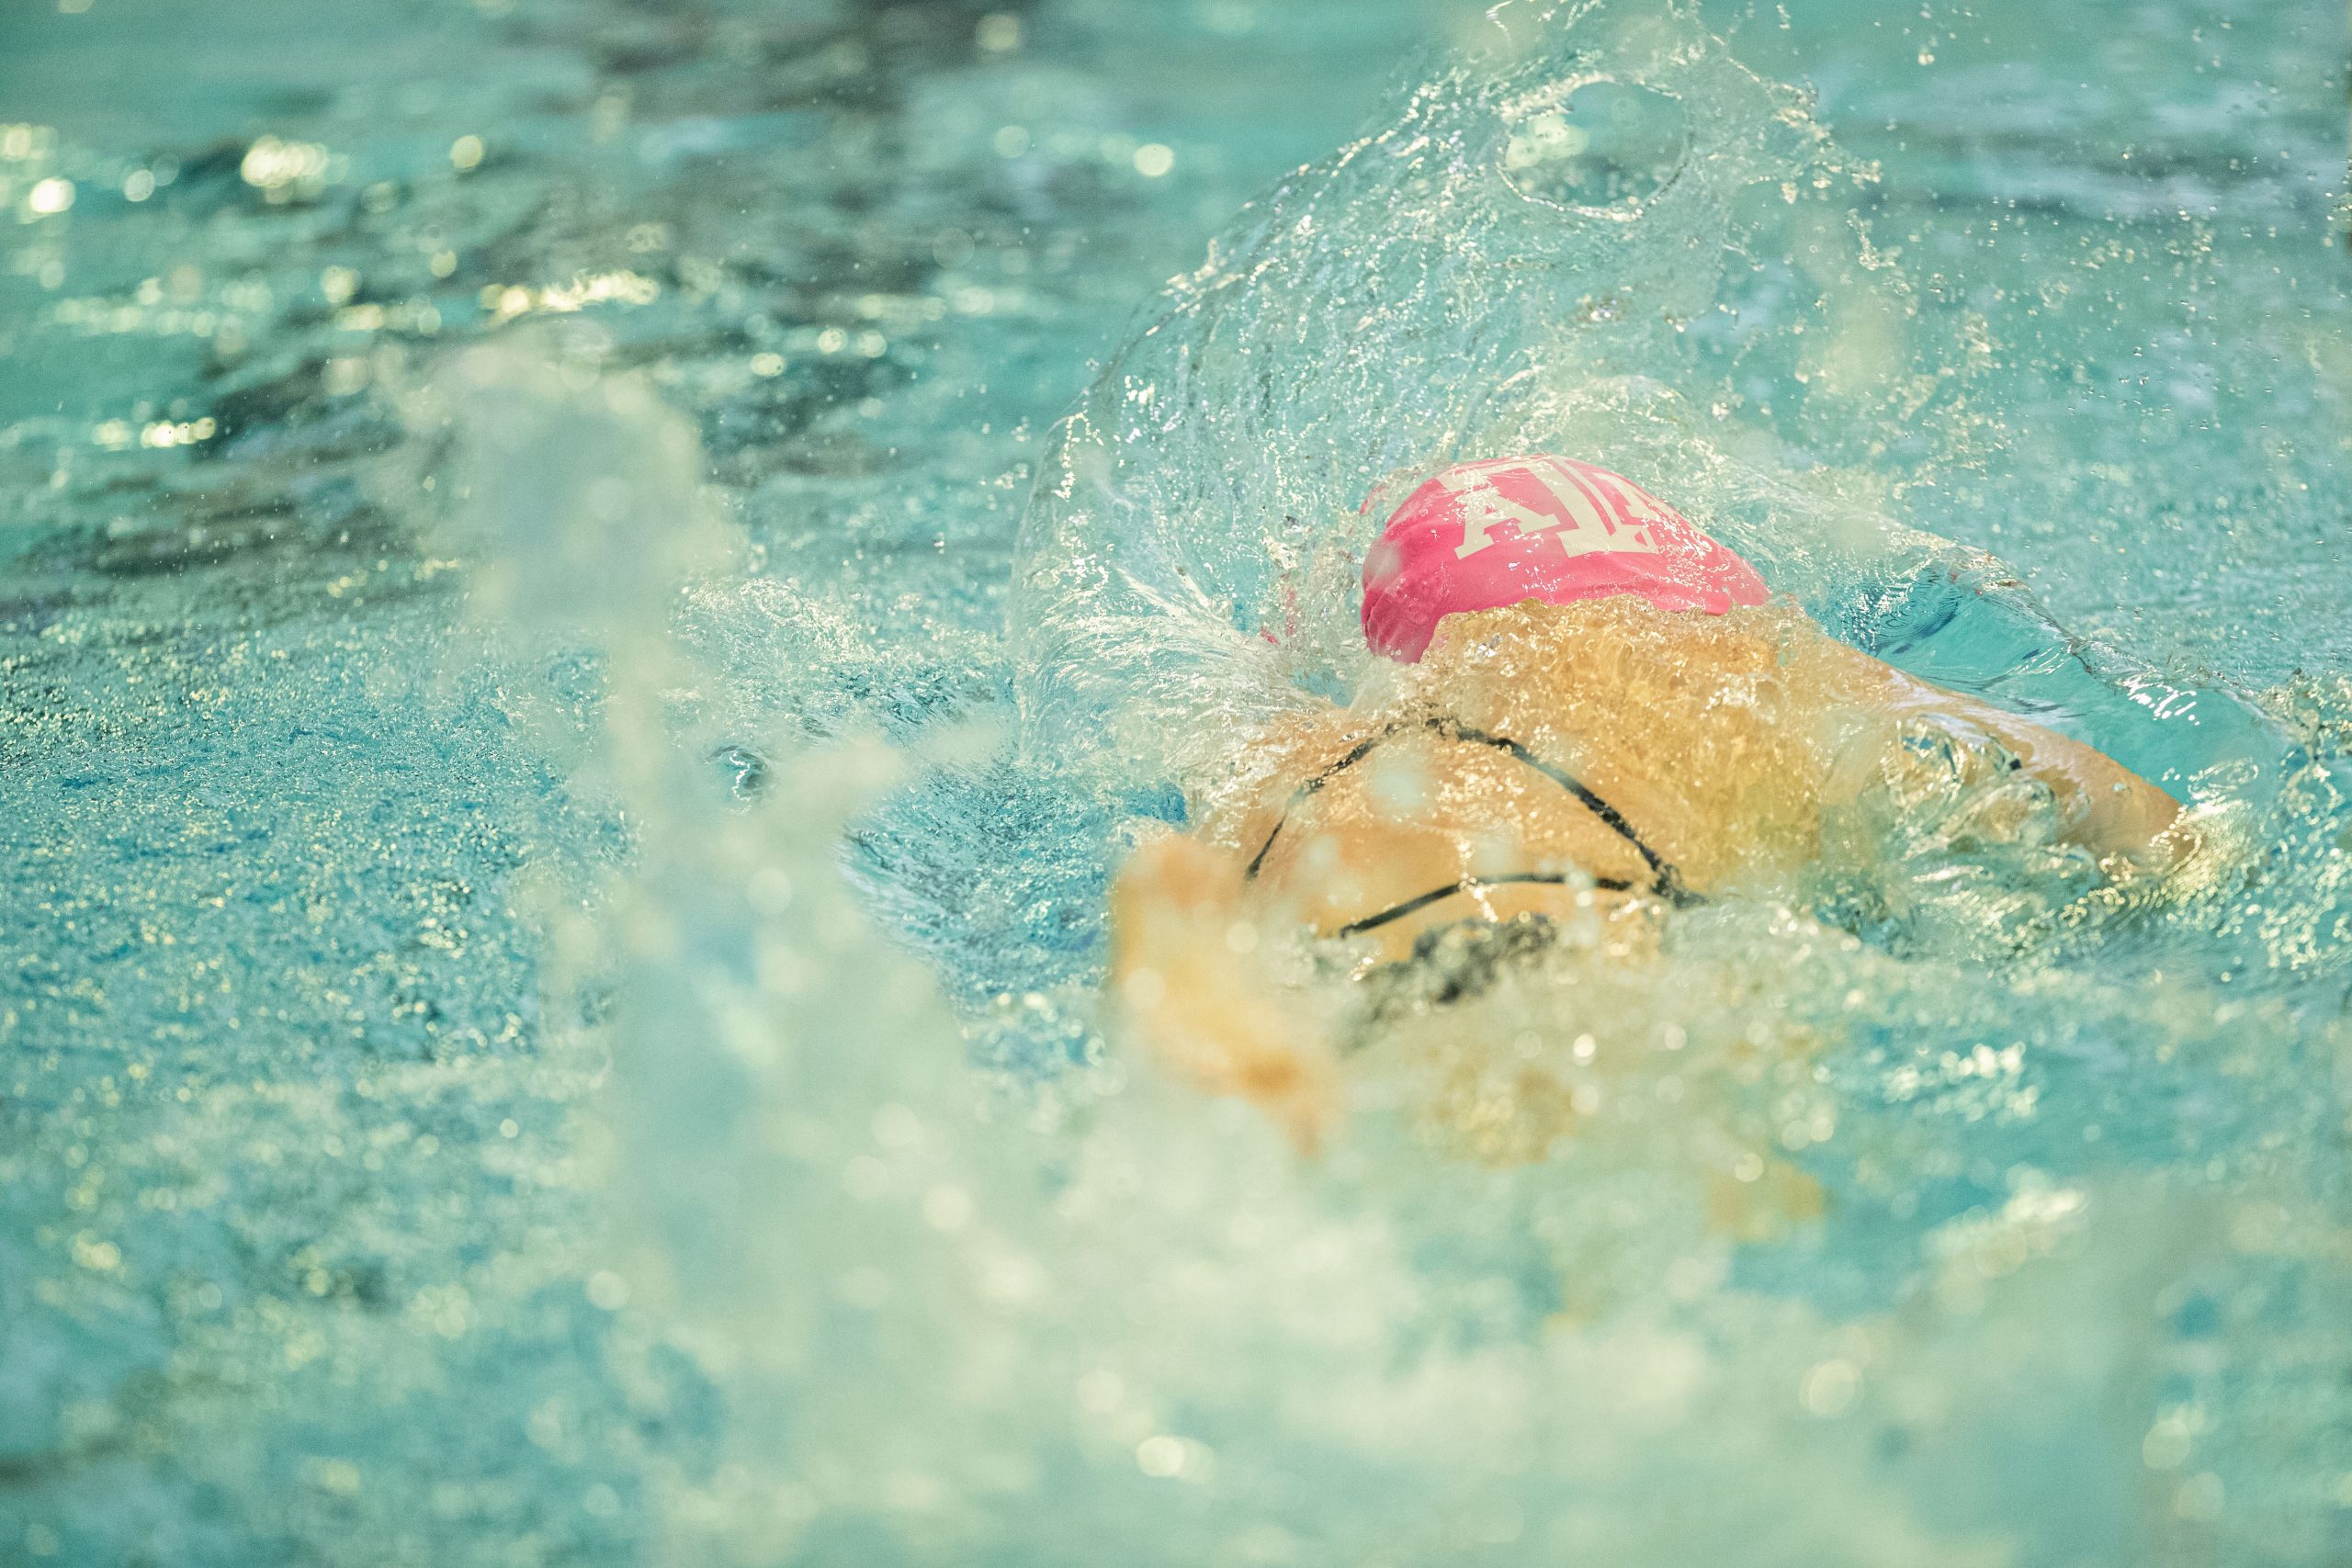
left=1360, top=456, right=1769, bottom=661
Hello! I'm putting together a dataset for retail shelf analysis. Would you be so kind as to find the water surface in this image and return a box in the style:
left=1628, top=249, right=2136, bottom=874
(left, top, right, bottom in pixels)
left=5, top=2, right=2352, bottom=1564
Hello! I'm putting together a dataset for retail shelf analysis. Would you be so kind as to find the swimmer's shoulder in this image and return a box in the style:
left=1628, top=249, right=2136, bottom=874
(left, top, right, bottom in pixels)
left=1419, top=596, right=1815, bottom=670
left=1180, top=703, right=1385, bottom=853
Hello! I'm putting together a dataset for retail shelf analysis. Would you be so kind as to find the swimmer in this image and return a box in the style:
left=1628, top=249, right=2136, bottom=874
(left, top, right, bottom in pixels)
left=1110, top=455, right=2189, bottom=1150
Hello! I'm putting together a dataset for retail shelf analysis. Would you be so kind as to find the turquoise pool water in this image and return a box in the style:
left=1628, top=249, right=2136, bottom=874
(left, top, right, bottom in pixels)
left=6, top=1, right=2352, bottom=1563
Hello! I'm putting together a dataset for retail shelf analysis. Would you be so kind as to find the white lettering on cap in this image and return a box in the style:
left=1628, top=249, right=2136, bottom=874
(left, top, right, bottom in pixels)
left=1442, top=457, right=1664, bottom=559
left=1443, top=463, right=1561, bottom=558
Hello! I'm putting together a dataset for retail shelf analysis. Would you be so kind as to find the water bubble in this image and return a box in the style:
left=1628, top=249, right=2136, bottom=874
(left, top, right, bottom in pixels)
left=1135, top=1434, right=1193, bottom=1478
left=1800, top=1359, right=1861, bottom=1416
left=976, top=13, right=1021, bottom=53
left=921, top=1185, right=973, bottom=1231
left=1499, top=78, right=1687, bottom=215
left=239, top=135, right=329, bottom=197
left=26, top=176, right=74, bottom=215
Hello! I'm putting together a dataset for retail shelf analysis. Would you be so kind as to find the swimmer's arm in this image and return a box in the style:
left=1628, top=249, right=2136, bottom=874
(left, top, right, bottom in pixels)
left=1920, top=686, right=2183, bottom=856
left=1109, top=831, right=1340, bottom=1151
left=1820, top=644, right=2185, bottom=861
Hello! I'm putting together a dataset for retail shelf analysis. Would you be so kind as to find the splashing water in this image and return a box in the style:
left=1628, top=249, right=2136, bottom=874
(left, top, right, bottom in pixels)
left=8, top=0, right=2352, bottom=1564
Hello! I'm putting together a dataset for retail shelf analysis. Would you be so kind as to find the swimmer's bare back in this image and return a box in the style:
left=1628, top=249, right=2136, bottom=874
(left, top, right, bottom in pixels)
left=1107, top=458, right=2186, bottom=1152
left=1112, top=597, right=2185, bottom=1150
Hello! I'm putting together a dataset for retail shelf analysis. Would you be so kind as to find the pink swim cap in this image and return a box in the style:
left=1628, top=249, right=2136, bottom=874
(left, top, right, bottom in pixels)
left=1360, top=455, right=1770, bottom=662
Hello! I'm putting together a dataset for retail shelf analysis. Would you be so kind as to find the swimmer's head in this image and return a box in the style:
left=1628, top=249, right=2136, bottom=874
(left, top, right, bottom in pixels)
left=1359, top=455, right=1770, bottom=662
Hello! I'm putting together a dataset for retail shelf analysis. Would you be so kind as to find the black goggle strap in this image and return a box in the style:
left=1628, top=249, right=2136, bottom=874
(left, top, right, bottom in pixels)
left=1336, top=870, right=1638, bottom=937
left=1241, top=716, right=1699, bottom=908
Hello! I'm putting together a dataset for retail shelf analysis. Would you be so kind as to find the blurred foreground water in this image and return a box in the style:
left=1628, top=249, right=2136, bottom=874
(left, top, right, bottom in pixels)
left=6, top=1, right=2352, bottom=1563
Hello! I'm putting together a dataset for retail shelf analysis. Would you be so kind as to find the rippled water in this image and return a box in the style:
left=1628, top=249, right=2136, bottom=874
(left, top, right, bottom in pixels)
left=6, top=1, right=2352, bottom=1564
